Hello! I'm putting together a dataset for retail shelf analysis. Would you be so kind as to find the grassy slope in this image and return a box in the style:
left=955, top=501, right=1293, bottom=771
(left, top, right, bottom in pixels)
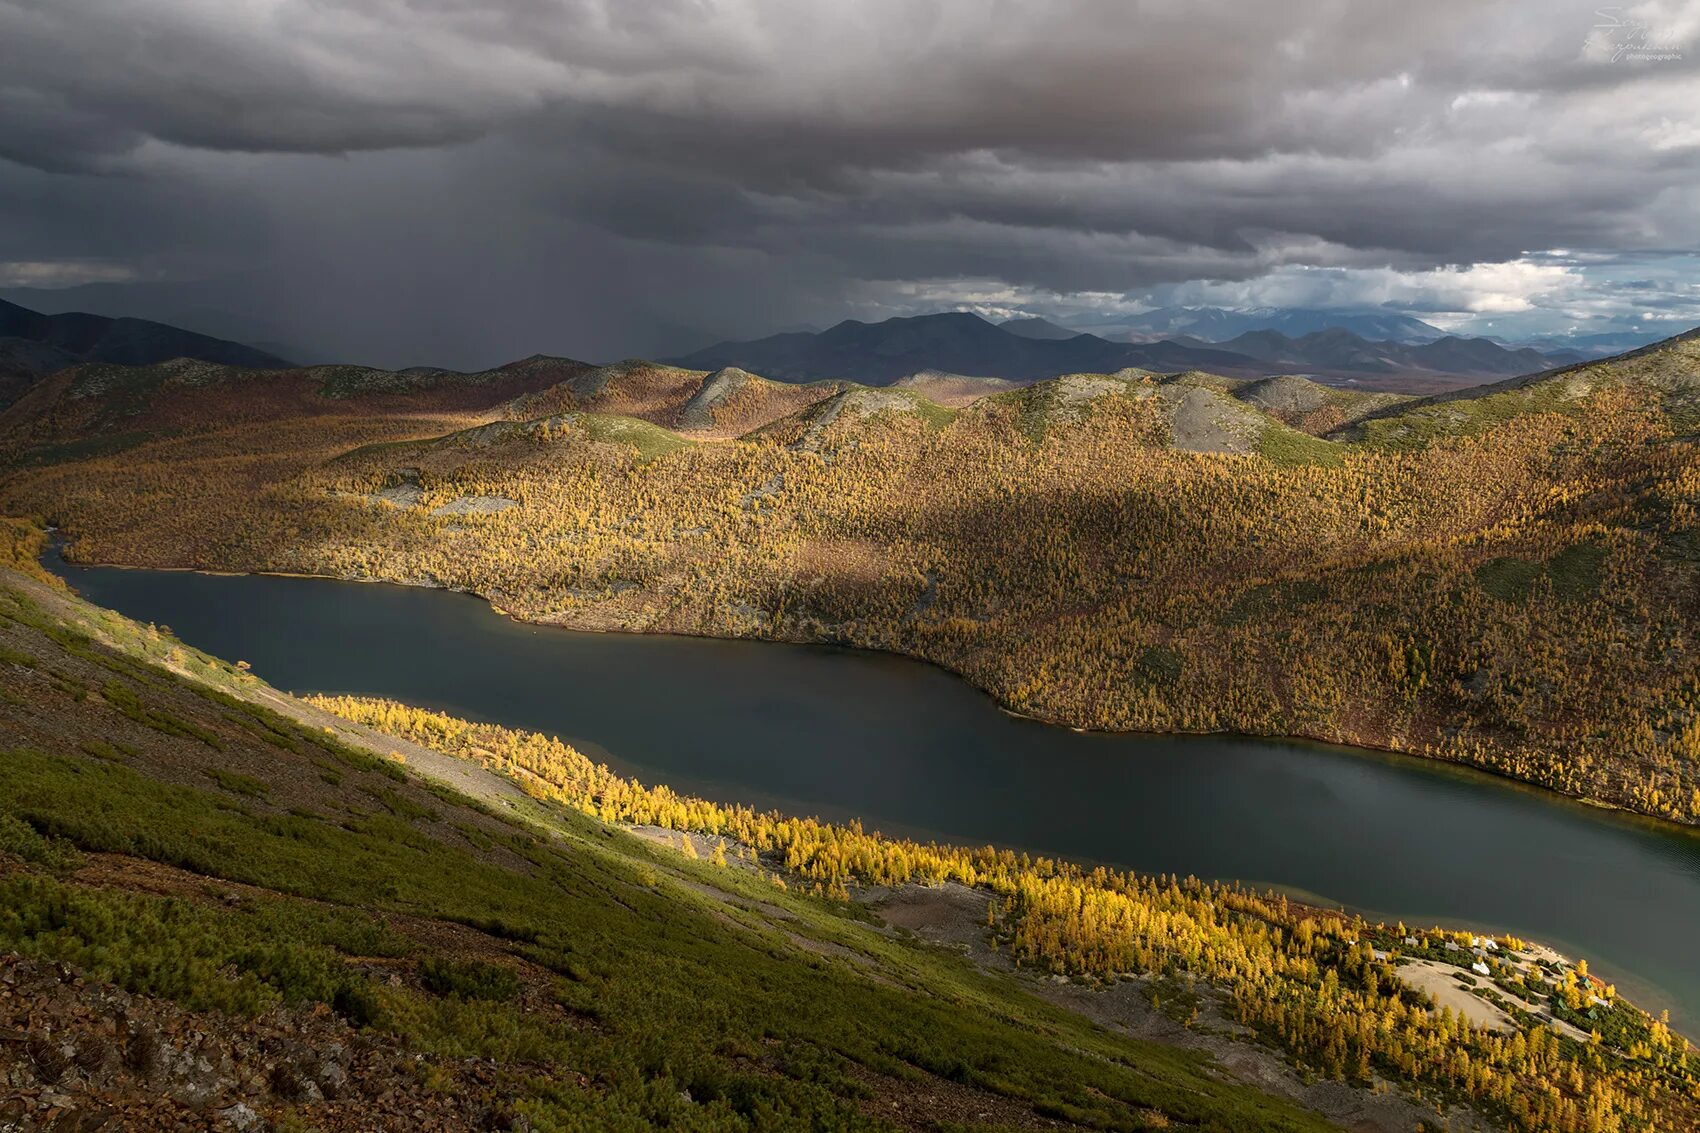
left=0, top=549, right=1332, bottom=1131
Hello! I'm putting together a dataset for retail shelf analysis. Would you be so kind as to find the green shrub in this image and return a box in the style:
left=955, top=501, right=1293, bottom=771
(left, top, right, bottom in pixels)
left=78, top=739, right=126, bottom=762
left=1547, top=541, right=1607, bottom=600
left=1474, top=557, right=1542, bottom=603
left=420, top=957, right=521, bottom=1001
left=0, top=874, right=379, bottom=1019
left=101, top=679, right=224, bottom=748
left=0, top=813, right=82, bottom=873
left=205, top=767, right=273, bottom=799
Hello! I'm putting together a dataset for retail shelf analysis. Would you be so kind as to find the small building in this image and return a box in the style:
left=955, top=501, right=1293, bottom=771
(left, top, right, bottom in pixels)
left=1403, top=936, right=1419, bottom=947
left=1471, top=961, right=1491, bottom=977
left=1444, top=942, right=1460, bottom=952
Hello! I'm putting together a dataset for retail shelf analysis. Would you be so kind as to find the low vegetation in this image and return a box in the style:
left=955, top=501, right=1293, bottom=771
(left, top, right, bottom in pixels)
left=308, top=693, right=1700, bottom=1133
left=0, top=559, right=1349, bottom=1131
left=2, top=484, right=1698, bottom=1126
left=6, top=332, right=1698, bottom=827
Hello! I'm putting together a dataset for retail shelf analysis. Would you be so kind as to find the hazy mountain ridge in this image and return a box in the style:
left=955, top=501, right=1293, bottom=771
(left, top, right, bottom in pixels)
left=1495, top=329, right=1683, bottom=359
left=0, top=298, right=290, bottom=372
left=1216, top=327, right=1579, bottom=376
left=1082, top=305, right=1450, bottom=344
left=0, top=297, right=297, bottom=413
left=999, top=316, right=1083, bottom=340
left=672, top=312, right=1261, bottom=385
left=674, top=311, right=1585, bottom=389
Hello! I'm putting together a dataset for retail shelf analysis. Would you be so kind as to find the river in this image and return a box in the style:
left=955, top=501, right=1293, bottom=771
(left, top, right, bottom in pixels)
left=48, top=552, right=1700, bottom=1033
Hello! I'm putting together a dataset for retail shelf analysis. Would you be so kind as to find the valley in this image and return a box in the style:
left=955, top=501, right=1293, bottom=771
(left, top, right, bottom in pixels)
left=5, top=324, right=1700, bottom=1131
left=47, top=548, right=1700, bottom=1040
left=9, top=4, right=1700, bottom=1128
left=5, top=330, right=1698, bottom=829
left=2, top=522, right=1697, bottom=1132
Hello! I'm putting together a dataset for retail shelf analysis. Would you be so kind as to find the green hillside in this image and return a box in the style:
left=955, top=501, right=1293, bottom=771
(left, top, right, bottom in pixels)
left=0, top=529, right=1342, bottom=1132
left=3, top=517, right=1697, bottom=1130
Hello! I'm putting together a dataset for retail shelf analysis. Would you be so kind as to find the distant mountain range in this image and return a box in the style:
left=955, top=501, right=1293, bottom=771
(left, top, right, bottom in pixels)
left=1053, top=306, right=1452, bottom=345
left=1009, top=305, right=1679, bottom=360
left=1202, top=327, right=1581, bottom=377
left=0, top=298, right=291, bottom=409
left=671, top=312, right=1581, bottom=389
left=998, top=316, right=1081, bottom=340
left=0, top=293, right=1641, bottom=410
left=1510, top=330, right=1679, bottom=359
left=671, top=313, right=1266, bottom=385
left=0, top=280, right=315, bottom=360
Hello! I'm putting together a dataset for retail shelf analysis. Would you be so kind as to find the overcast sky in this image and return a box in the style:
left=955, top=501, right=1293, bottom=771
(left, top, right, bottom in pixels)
left=2, top=0, right=1698, bottom=367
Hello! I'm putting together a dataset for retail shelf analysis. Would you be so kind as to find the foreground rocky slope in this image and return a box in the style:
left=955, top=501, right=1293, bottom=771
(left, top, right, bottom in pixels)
left=0, top=527, right=1342, bottom=1132
left=2, top=522, right=1695, bottom=1131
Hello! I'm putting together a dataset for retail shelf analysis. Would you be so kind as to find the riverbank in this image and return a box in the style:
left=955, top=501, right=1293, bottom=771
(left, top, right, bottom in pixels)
left=301, top=686, right=1693, bottom=1131
left=41, top=543, right=1700, bottom=1039
left=46, top=537, right=1700, bottom=841
left=4, top=561, right=1372, bottom=1133
left=10, top=546, right=1700, bottom=1131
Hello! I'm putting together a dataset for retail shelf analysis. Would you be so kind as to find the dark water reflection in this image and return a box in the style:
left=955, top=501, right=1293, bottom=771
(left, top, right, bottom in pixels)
left=50, top=554, right=1700, bottom=1033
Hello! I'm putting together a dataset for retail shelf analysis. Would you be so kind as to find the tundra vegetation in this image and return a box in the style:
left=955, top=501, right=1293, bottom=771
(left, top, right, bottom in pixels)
left=0, top=523, right=1693, bottom=1129
left=0, top=524, right=1334, bottom=1132
left=5, top=333, right=1699, bottom=827
left=0, top=517, right=1695, bottom=1130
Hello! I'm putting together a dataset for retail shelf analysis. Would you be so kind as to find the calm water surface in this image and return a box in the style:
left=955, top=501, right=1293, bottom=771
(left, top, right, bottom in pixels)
left=50, top=553, right=1700, bottom=1032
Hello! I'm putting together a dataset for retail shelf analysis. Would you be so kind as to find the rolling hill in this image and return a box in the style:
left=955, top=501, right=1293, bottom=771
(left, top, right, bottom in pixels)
left=0, top=298, right=298, bottom=413
left=0, top=353, right=596, bottom=467
left=6, top=328, right=1699, bottom=836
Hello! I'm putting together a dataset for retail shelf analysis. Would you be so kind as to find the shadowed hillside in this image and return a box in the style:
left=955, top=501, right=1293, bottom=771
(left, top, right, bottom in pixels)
left=0, top=354, right=597, bottom=470
left=0, top=299, right=295, bottom=413
left=4, top=330, right=1699, bottom=833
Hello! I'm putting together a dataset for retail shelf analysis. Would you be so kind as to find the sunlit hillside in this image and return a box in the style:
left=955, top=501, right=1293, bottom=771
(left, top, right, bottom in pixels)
left=4, top=331, right=1698, bottom=830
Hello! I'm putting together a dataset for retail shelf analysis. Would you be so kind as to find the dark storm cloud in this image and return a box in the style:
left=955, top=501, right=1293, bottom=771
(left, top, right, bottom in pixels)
left=0, top=0, right=1697, bottom=363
